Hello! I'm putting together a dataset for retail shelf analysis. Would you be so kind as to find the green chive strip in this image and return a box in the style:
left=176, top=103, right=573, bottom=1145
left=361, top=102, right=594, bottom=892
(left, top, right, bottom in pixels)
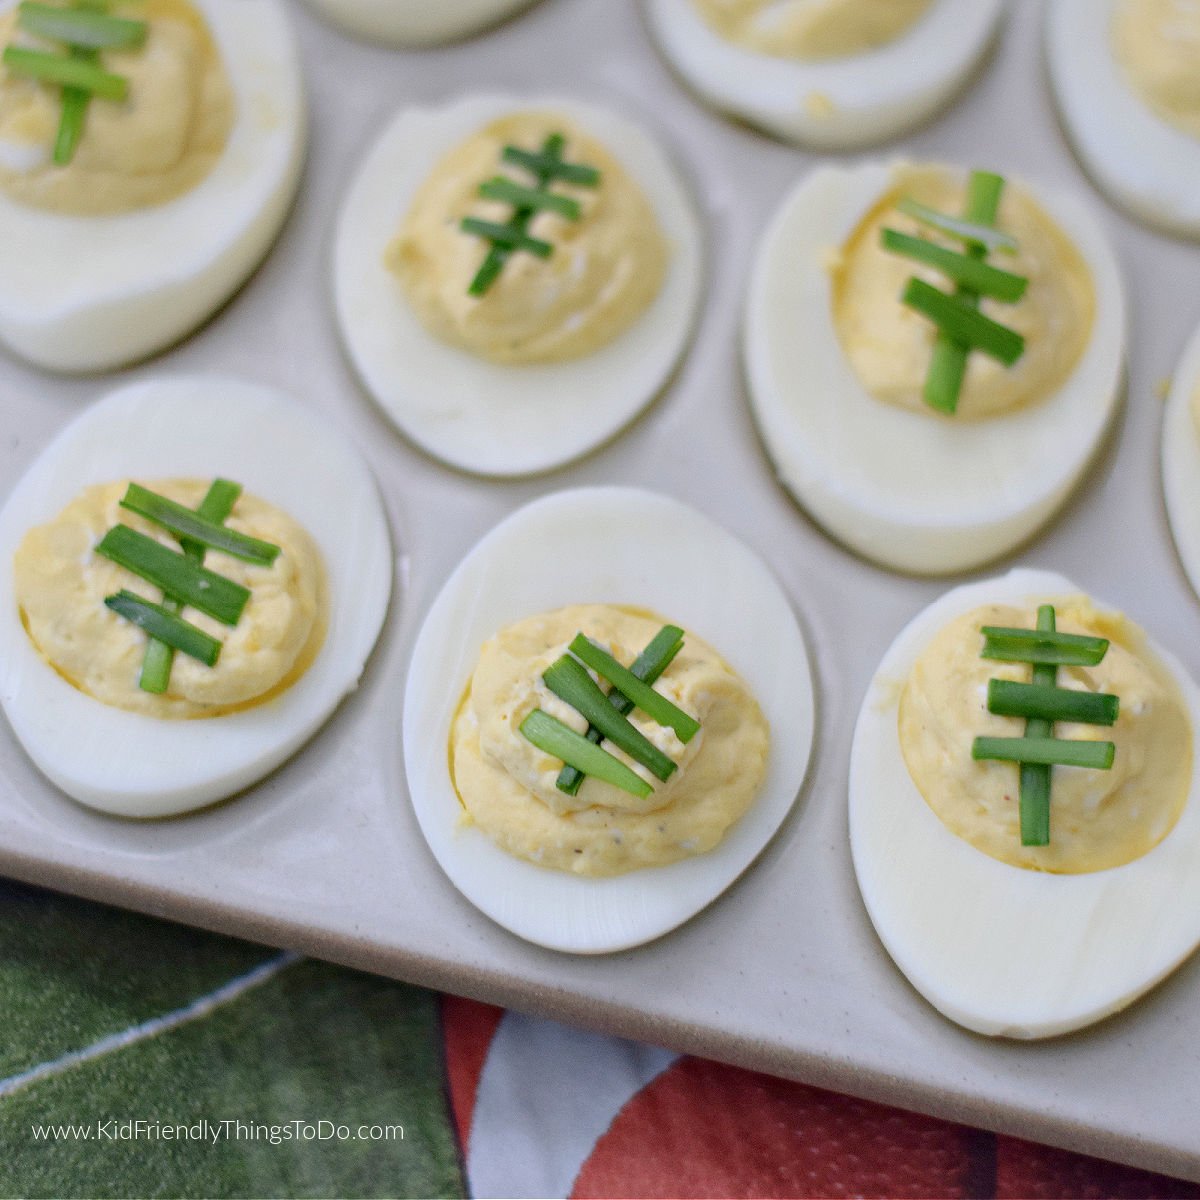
left=17, top=2, right=147, bottom=50
left=881, top=229, right=1028, bottom=303
left=54, top=79, right=89, bottom=166
left=920, top=171, right=1006, bottom=414
left=478, top=177, right=582, bottom=219
left=980, top=627, right=1109, bottom=667
left=105, top=592, right=221, bottom=667
left=520, top=710, right=652, bottom=800
left=120, top=483, right=280, bottom=566
left=568, top=634, right=700, bottom=743
left=468, top=247, right=509, bottom=297
left=903, top=278, right=1026, bottom=366
left=502, top=145, right=600, bottom=186
left=896, top=195, right=1018, bottom=255
left=94, top=524, right=249, bottom=626
left=542, top=655, right=676, bottom=783
left=1, top=45, right=127, bottom=99
left=459, top=218, right=553, bottom=257
left=138, top=480, right=240, bottom=694
left=1016, top=606, right=1056, bottom=846
left=557, top=625, right=684, bottom=796
left=971, top=735, right=1116, bottom=771
left=987, top=679, right=1119, bottom=726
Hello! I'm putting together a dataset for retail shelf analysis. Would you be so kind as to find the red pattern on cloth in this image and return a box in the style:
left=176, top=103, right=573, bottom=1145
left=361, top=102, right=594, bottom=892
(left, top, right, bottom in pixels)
left=439, top=994, right=504, bottom=1149
left=995, top=1135, right=1200, bottom=1199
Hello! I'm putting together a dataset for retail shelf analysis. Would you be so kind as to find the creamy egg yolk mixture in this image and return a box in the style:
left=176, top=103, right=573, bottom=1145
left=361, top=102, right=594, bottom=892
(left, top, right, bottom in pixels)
left=0, top=0, right=234, bottom=216
left=831, top=165, right=1095, bottom=421
left=899, top=598, right=1192, bottom=874
left=14, top=480, right=326, bottom=719
left=1112, top=0, right=1200, bottom=139
left=387, top=111, right=669, bottom=366
left=691, top=0, right=933, bottom=60
left=449, top=605, right=769, bottom=877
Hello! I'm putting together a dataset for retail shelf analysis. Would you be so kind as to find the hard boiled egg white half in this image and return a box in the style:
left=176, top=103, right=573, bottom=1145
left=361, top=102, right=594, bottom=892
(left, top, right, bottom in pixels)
left=1162, top=318, right=1200, bottom=601
left=644, top=0, right=1003, bottom=149
left=850, top=568, right=1200, bottom=1038
left=745, top=162, right=1126, bottom=575
left=300, top=0, right=541, bottom=47
left=402, top=486, right=815, bottom=953
left=334, top=93, right=704, bottom=478
left=1047, top=0, right=1200, bottom=240
left=0, top=376, right=392, bottom=817
left=0, top=0, right=305, bottom=373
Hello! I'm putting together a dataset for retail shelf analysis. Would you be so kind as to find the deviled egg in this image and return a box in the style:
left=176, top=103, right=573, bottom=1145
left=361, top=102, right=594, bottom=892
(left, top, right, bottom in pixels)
left=300, top=0, right=541, bottom=47
left=0, top=376, right=392, bottom=817
left=0, top=0, right=305, bottom=372
left=745, top=161, right=1125, bottom=575
left=1047, top=0, right=1200, bottom=240
left=850, top=568, right=1200, bottom=1037
left=334, top=94, right=703, bottom=477
left=403, top=487, right=814, bottom=952
left=644, top=0, right=1003, bottom=149
left=1162, top=318, right=1200, bottom=601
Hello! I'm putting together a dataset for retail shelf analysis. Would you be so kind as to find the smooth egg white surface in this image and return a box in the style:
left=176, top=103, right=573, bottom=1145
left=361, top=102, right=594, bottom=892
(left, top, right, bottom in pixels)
left=300, top=0, right=541, bottom=46
left=643, top=0, right=1003, bottom=149
left=0, top=377, right=392, bottom=818
left=745, top=162, right=1126, bottom=576
left=1162, top=320, right=1200, bottom=602
left=1046, top=0, right=1200, bottom=240
left=402, top=487, right=814, bottom=953
left=0, top=0, right=306, bottom=373
left=850, top=568, right=1200, bottom=1039
left=333, top=93, right=704, bottom=478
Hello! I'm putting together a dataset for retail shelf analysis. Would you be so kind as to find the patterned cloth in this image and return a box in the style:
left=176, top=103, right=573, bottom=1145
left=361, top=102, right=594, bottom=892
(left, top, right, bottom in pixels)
left=1, top=878, right=1196, bottom=1199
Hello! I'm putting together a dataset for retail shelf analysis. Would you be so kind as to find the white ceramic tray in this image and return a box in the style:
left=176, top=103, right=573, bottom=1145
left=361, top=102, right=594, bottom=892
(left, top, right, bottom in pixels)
left=3, top=0, right=1200, bottom=1181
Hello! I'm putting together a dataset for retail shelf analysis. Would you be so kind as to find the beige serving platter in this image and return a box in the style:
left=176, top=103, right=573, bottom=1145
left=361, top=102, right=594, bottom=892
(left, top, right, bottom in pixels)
left=2, top=0, right=1200, bottom=1181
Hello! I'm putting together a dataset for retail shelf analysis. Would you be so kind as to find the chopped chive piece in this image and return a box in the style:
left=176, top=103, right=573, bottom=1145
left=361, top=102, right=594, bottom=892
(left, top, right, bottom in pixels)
left=568, top=633, right=700, bottom=743
left=502, top=144, right=600, bottom=186
left=119, top=483, right=280, bottom=566
left=105, top=591, right=221, bottom=667
left=459, top=218, right=553, bottom=257
left=54, top=82, right=89, bottom=166
left=520, top=710, right=652, bottom=800
left=1017, top=606, right=1057, bottom=846
left=972, top=736, right=1116, bottom=771
left=557, top=624, right=684, bottom=796
left=2, top=45, right=127, bottom=99
left=902, top=278, right=1026, bottom=365
left=542, top=654, right=676, bottom=782
left=880, top=229, right=1028, bottom=302
left=987, top=679, right=1119, bottom=726
left=94, top=524, right=249, bottom=626
left=17, top=2, right=148, bottom=50
left=896, top=195, right=1018, bottom=255
left=980, top=626, right=1109, bottom=666
left=468, top=246, right=510, bottom=297
left=478, top=177, right=582, bottom=219
left=138, top=480, right=240, bottom=693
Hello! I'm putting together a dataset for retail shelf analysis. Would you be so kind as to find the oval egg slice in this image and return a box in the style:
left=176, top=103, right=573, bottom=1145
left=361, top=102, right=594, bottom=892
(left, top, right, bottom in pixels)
left=402, top=486, right=814, bottom=953
left=333, top=93, right=704, bottom=478
left=850, top=567, right=1200, bottom=1038
left=1162, top=319, right=1200, bottom=601
left=300, top=0, right=541, bottom=46
left=0, top=376, right=392, bottom=817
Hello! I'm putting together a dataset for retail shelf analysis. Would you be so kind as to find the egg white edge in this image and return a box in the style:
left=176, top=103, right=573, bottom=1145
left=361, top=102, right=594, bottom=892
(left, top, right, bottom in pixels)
left=744, top=160, right=1126, bottom=576
left=1162, top=320, right=1200, bottom=604
left=642, top=0, right=1004, bottom=149
left=0, top=0, right=307, bottom=372
left=300, top=0, right=541, bottom=47
left=333, top=92, right=705, bottom=478
left=0, top=375, right=393, bottom=818
left=848, top=566, right=1200, bottom=1038
left=1046, top=0, right=1200, bottom=241
left=401, top=486, right=815, bottom=954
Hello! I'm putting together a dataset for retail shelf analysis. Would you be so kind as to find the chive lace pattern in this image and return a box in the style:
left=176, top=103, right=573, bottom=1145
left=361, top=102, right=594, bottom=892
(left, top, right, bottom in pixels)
left=461, top=132, right=600, bottom=297
left=971, top=605, right=1118, bottom=846
left=881, top=170, right=1029, bottom=415
left=2, top=1, right=147, bottom=166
